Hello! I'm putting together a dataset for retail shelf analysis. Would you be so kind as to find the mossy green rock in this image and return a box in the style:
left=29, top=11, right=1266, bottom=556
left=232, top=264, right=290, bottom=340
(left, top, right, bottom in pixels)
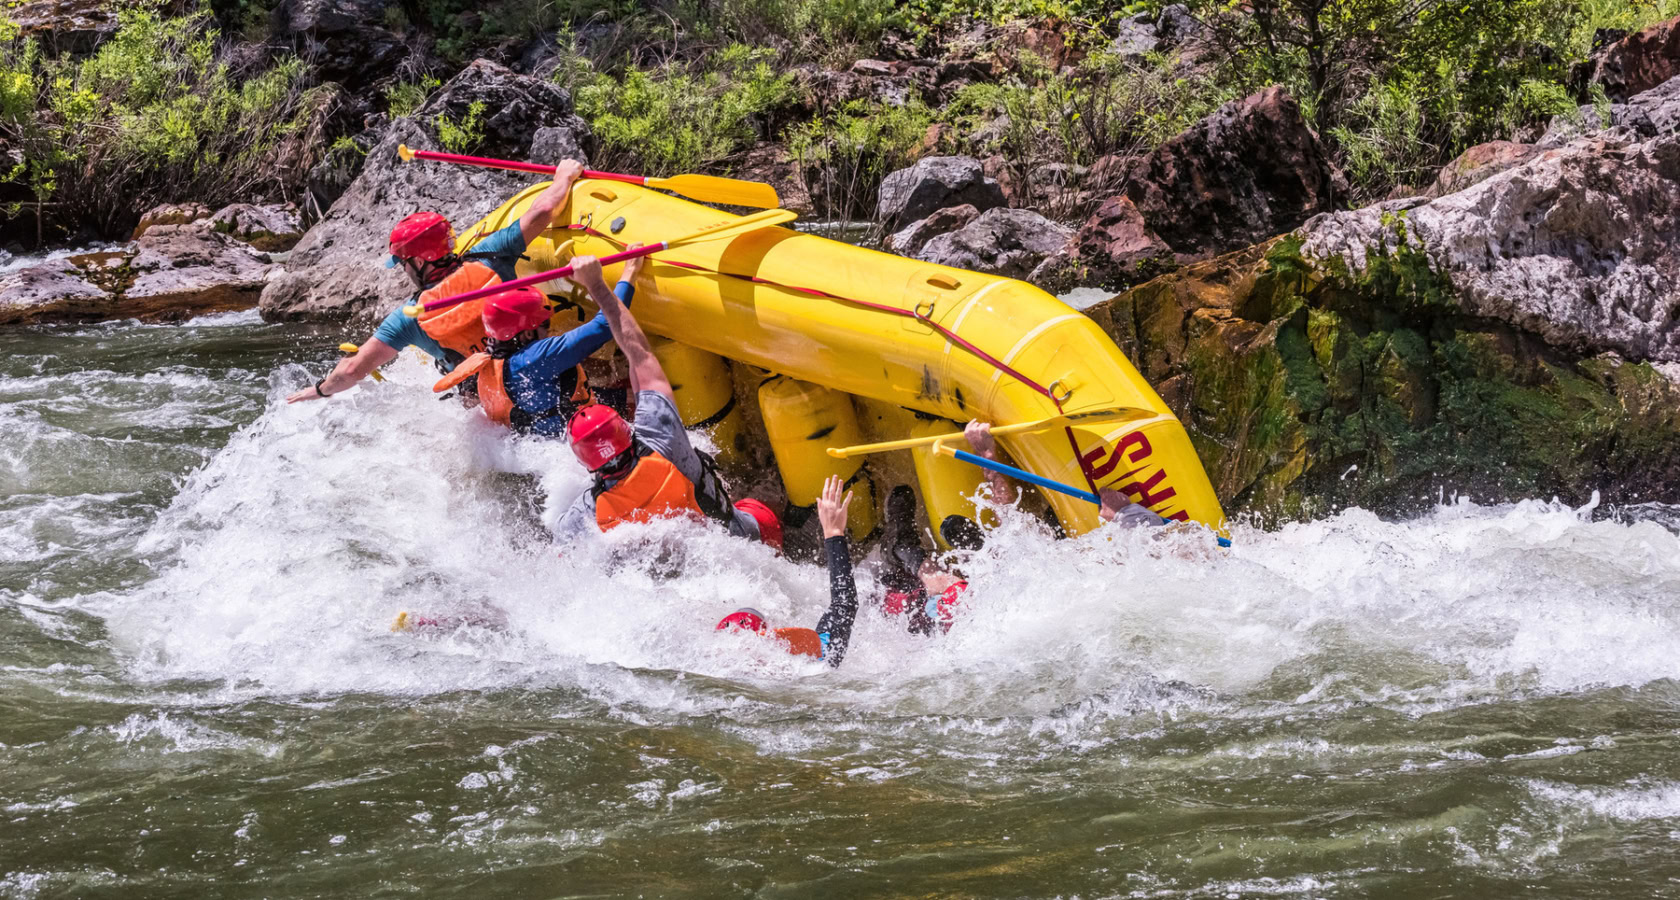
left=1086, top=236, right=1680, bottom=522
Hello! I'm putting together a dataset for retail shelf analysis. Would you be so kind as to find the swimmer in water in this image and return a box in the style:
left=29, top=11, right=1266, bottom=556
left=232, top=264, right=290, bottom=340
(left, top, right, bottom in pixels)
left=714, top=474, right=861, bottom=666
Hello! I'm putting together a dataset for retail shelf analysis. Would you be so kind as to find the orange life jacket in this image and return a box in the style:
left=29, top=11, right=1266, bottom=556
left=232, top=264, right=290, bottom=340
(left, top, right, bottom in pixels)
left=593, top=448, right=706, bottom=532
left=433, top=352, right=590, bottom=431
left=416, top=261, right=501, bottom=360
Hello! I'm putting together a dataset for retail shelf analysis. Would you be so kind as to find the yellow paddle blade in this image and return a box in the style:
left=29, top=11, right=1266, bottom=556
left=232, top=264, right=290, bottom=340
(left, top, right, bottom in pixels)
left=397, top=143, right=417, bottom=162
left=390, top=611, right=412, bottom=632
left=664, top=207, right=798, bottom=250
left=827, top=406, right=1150, bottom=458
left=644, top=173, right=780, bottom=209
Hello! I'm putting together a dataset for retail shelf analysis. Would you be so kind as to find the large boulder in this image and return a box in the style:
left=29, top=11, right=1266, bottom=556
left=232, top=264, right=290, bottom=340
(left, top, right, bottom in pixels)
left=209, top=203, right=305, bottom=253
left=0, top=222, right=274, bottom=325
left=1126, top=86, right=1346, bottom=258
left=1425, top=141, right=1541, bottom=197
left=269, top=0, right=407, bottom=91
left=1591, top=14, right=1680, bottom=101
left=1540, top=73, right=1680, bottom=147
left=876, top=156, right=1007, bottom=232
left=1060, top=86, right=1345, bottom=291
left=913, top=207, right=1072, bottom=279
left=260, top=60, right=594, bottom=323
left=885, top=204, right=979, bottom=256
left=1303, top=132, right=1680, bottom=364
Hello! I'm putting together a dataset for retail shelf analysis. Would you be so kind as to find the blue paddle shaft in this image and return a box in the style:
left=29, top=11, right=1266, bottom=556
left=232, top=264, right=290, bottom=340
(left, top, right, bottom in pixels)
left=948, top=449, right=1099, bottom=503
left=946, top=448, right=1233, bottom=548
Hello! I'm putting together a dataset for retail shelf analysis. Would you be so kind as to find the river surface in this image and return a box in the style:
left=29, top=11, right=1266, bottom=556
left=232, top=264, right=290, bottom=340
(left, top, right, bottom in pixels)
left=3, top=311, right=1680, bottom=898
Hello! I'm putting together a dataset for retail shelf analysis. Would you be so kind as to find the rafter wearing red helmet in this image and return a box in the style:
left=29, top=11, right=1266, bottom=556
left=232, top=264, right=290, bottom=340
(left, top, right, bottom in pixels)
left=552, top=257, right=782, bottom=550
left=286, top=157, right=586, bottom=405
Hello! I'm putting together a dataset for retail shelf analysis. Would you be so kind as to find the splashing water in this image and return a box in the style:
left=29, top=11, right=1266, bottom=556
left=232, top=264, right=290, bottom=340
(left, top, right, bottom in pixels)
left=3, top=314, right=1679, bottom=897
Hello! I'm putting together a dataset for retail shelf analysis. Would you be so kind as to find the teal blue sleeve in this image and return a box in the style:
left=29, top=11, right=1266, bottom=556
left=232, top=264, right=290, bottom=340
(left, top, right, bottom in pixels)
left=373, top=304, right=444, bottom=359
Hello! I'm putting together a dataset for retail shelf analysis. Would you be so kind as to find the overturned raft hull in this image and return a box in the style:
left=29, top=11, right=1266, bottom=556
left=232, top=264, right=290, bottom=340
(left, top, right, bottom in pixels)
left=463, top=179, right=1227, bottom=538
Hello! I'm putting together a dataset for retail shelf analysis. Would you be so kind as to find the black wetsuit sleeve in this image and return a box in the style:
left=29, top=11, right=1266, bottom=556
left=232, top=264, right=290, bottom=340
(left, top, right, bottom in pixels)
left=816, top=535, right=859, bottom=668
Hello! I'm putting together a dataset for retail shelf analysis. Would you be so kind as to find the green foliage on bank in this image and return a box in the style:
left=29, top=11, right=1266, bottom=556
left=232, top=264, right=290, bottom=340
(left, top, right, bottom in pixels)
left=0, top=9, right=323, bottom=239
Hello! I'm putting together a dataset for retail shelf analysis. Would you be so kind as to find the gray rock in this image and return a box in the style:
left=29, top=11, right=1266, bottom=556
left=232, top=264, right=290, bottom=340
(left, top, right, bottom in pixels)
left=1425, top=141, right=1540, bottom=198
left=1108, top=12, right=1159, bottom=60
left=1301, top=133, right=1680, bottom=363
left=270, top=0, right=407, bottom=90
left=0, top=258, right=111, bottom=325
left=8, top=0, right=117, bottom=54
left=132, top=203, right=214, bottom=241
left=209, top=203, right=305, bottom=253
left=1155, top=4, right=1202, bottom=48
left=876, top=156, right=1007, bottom=232
left=125, top=225, right=272, bottom=316
left=261, top=60, right=594, bottom=323
left=885, top=204, right=980, bottom=255
left=914, top=207, right=1074, bottom=279
left=1541, top=74, right=1680, bottom=148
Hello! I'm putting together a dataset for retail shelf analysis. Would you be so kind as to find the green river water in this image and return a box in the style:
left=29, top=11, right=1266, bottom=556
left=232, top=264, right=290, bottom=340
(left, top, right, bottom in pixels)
left=3, top=308, right=1680, bottom=898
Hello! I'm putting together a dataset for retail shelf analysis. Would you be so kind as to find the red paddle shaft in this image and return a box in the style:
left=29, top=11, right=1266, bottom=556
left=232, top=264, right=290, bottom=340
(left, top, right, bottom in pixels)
left=416, top=242, right=666, bottom=314
left=401, top=146, right=648, bottom=188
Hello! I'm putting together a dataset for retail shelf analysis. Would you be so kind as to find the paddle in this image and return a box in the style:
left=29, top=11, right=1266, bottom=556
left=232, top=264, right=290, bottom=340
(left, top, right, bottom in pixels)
left=397, top=144, right=781, bottom=208
left=826, top=406, right=1150, bottom=459
left=930, top=440, right=1233, bottom=547
left=339, top=343, right=385, bottom=382
left=402, top=207, right=798, bottom=317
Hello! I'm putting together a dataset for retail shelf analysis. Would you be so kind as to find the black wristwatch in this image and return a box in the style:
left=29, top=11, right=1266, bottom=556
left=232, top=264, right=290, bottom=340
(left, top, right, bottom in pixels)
left=314, top=379, right=328, bottom=398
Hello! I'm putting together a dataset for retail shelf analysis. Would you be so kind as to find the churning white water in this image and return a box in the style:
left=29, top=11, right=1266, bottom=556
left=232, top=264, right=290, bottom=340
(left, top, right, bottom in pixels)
left=4, top=313, right=1680, bottom=897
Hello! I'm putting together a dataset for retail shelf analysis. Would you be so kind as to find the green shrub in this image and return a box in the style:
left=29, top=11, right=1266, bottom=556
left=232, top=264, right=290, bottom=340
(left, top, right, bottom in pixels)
left=787, top=97, right=934, bottom=221
left=574, top=44, right=795, bottom=175
left=0, top=9, right=323, bottom=239
left=436, top=100, right=486, bottom=153
left=385, top=75, right=440, bottom=118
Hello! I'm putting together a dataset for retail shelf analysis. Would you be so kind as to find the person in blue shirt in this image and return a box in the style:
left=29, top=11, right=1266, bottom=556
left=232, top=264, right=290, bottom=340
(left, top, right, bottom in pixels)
left=431, top=251, right=647, bottom=436
left=286, top=158, right=585, bottom=404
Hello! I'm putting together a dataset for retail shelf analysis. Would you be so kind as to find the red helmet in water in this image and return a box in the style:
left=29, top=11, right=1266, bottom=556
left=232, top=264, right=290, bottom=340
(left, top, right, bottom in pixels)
left=569, top=403, right=634, bottom=471
left=715, top=608, right=768, bottom=633
left=387, top=211, right=454, bottom=266
left=482, top=287, right=550, bottom=340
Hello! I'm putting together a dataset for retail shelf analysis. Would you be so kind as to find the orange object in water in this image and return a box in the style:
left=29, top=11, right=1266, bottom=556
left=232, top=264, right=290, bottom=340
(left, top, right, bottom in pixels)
left=772, top=627, right=824, bottom=658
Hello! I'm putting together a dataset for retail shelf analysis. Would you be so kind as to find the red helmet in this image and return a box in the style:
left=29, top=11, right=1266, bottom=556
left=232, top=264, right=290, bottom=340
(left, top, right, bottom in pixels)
left=715, top=608, right=768, bottom=633
left=482, top=287, right=550, bottom=340
left=569, top=403, right=634, bottom=471
left=732, top=498, right=784, bottom=552
left=388, top=211, right=454, bottom=264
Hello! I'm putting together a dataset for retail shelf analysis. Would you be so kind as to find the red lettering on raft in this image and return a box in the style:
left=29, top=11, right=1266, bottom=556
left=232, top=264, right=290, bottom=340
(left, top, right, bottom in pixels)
left=1082, top=431, right=1152, bottom=481
left=1115, top=467, right=1178, bottom=508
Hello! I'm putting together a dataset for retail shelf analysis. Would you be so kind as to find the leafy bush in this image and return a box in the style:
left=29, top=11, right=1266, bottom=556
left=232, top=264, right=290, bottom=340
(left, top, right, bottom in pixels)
left=787, top=97, right=935, bottom=222
left=0, top=9, right=324, bottom=240
left=574, top=44, right=796, bottom=175
left=436, top=100, right=486, bottom=153
left=698, top=0, right=902, bottom=64
left=385, top=75, right=440, bottom=118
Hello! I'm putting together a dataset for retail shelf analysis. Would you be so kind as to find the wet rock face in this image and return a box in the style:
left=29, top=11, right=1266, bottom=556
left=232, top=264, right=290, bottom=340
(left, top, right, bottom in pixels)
left=260, top=60, right=594, bottom=323
left=1083, top=236, right=1680, bottom=521
left=1303, top=132, right=1680, bottom=365
left=876, top=156, right=1007, bottom=233
left=912, top=207, right=1072, bottom=279
left=209, top=204, right=305, bottom=253
left=1592, top=14, right=1680, bottom=101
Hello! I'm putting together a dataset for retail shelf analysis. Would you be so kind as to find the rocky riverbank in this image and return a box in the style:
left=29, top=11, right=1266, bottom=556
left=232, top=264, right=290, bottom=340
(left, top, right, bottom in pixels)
left=2, top=1, right=1678, bottom=519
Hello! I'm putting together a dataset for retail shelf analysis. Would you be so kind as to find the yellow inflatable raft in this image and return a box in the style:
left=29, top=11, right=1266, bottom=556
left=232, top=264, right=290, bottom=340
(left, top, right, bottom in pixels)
left=455, top=179, right=1226, bottom=539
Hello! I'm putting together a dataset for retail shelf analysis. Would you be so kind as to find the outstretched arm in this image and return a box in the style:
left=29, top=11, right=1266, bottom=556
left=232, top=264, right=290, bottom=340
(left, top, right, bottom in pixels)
left=571, top=254, right=673, bottom=403
left=286, top=338, right=399, bottom=403
left=517, top=159, right=585, bottom=246
left=814, top=474, right=859, bottom=668
left=518, top=251, right=645, bottom=372
left=964, top=420, right=1018, bottom=505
